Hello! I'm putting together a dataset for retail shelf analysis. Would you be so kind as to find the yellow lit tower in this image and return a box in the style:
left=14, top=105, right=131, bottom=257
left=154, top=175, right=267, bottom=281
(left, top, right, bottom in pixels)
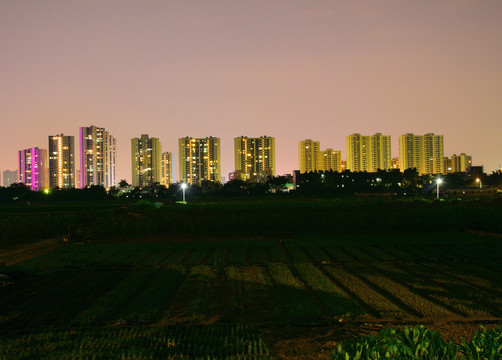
left=131, top=134, right=162, bottom=188
left=422, top=133, right=444, bottom=174
left=179, top=137, right=221, bottom=185
left=161, top=152, right=173, bottom=187
left=451, top=153, right=472, bottom=173
left=235, top=136, right=275, bottom=181
left=298, top=139, right=320, bottom=173
left=370, top=133, right=392, bottom=172
left=399, top=133, right=444, bottom=175
left=347, top=133, right=365, bottom=172
left=49, top=134, right=75, bottom=189
left=347, top=133, right=391, bottom=172
left=320, top=149, right=342, bottom=172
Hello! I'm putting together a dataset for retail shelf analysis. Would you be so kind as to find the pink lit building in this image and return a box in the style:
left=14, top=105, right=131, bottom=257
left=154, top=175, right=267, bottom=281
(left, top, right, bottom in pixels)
left=18, top=147, right=49, bottom=191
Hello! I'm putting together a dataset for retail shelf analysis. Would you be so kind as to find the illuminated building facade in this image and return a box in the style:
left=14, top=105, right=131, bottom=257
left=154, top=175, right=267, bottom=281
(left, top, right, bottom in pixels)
left=444, top=157, right=452, bottom=173
left=341, top=160, right=347, bottom=172
left=161, top=152, right=173, bottom=187
left=228, top=170, right=247, bottom=181
left=18, top=147, right=48, bottom=191
left=49, top=134, right=75, bottom=189
left=450, top=153, right=472, bottom=173
left=131, top=134, right=161, bottom=188
left=179, top=136, right=220, bottom=185
left=399, top=133, right=444, bottom=175
left=235, top=136, right=275, bottom=181
left=298, top=139, right=320, bottom=173
left=346, top=133, right=391, bottom=172
left=79, top=125, right=116, bottom=188
left=320, top=148, right=342, bottom=172
left=391, top=157, right=399, bottom=170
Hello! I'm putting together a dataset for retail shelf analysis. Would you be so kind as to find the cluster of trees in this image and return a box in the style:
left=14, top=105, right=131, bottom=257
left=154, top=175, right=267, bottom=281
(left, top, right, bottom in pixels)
left=296, top=169, right=502, bottom=195
left=123, top=176, right=288, bottom=201
left=0, top=183, right=114, bottom=203
left=0, top=176, right=288, bottom=203
left=1, top=169, right=501, bottom=204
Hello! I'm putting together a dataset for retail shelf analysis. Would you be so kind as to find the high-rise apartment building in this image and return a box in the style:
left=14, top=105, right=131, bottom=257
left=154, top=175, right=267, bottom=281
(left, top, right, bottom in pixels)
left=18, top=147, right=48, bottom=191
left=131, top=134, right=162, bottom=188
left=346, top=134, right=368, bottom=172
left=235, top=136, right=275, bottom=180
left=179, top=136, right=220, bottom=185
left=298, top=139, right=343, bottom=173
left=79, top=125, right=116, bottom=188
left=298, top=139, right=320, bottom=173
left=399, top=133, right=444, bottom=175
left=49, top=134, right=75, bottom=189
left=2, top=170, right=18, bottom=187
left=161, top=152, right=173, bottom=187
left=346, top=133, right=391, bottom=172
left=451, top=153, right=472, bottom=173
left=320, top=149, right=342, bottom=172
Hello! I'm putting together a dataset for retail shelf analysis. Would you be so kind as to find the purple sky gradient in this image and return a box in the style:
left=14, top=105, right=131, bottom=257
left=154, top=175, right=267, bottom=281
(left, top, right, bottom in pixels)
left=1, top=1, right=501, bottom=183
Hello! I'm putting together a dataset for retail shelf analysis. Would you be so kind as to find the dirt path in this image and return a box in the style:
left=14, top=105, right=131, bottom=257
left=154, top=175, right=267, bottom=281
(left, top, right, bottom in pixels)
left=0, top=238, right=63, bottom=266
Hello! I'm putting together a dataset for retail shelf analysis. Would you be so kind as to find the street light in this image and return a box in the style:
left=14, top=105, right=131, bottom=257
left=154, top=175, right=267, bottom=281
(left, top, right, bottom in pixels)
left=476, top=178, right=482, bottom=189
left=181, top=183, right=187, bottom=203
left=436, top=178, right=443, bottom=199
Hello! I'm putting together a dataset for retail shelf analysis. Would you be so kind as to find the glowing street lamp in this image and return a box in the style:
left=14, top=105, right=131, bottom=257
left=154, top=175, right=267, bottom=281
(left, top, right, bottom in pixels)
left=181, top=183, right=187, bottom=203
left=476, top=178, right=482, bottom=189
left=436, top=178, right=443, bottom=199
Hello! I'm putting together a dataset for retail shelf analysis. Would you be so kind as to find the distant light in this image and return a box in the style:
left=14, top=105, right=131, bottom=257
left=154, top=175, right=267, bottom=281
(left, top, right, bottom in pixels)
left=181, top=183, right=187, bottom=189
left=44, top=189, right=50, bottom=194
left=436, top=178, right=443, bottom=185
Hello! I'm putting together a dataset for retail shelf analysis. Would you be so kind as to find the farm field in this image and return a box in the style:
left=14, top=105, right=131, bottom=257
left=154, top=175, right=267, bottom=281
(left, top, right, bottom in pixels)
left=1, top=231, right=502, bottom=359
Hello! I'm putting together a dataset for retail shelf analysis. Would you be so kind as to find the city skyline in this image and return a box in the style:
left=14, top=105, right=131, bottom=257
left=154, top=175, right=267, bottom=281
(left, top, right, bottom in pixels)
left=1, top=1, right=502, bottom=181
left=4, top=129, right=480, bottom=189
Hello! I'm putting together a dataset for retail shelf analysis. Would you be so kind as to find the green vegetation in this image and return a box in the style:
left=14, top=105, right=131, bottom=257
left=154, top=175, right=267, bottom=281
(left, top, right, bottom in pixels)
left=3, top=198, right=502, bottom=249
left=0, top=324, right=271, bottom=360
left=2, top=233, right=501, bottom=329
left=459, top=326, right=502, bottom=359
left=1, top=210, right=502, bottom=358
left=332, top=325, right=502, bottom=360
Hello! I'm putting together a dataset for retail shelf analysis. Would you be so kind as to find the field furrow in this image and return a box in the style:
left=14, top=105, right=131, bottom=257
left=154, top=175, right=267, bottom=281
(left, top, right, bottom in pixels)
left=371, top=262, right=468, bottom=318
left=322, top=265, right=404, bottom=319
left=265, top=264, right=322, bottom=323
left=342, top=263, right=424, bottom=318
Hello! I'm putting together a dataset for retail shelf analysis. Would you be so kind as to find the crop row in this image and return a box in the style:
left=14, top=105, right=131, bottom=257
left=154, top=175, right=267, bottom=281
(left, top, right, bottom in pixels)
left=5, top=261, right=500, bottom=329
left=0, top=324, right=271, bottom=359
left=3, top=244, right=501, bottom=328
left=9, top=235, right=501, bottom=273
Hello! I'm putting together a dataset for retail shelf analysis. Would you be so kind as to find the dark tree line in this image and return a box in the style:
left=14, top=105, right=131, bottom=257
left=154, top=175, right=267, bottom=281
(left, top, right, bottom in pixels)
left=294, top=169, right=501, bottom=196
left=1, top=169, right=500, bottom=204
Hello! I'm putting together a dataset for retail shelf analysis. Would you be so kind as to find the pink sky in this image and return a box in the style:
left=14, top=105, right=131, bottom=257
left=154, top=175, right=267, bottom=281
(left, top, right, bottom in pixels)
left=1, top=1, right=501, bottom=183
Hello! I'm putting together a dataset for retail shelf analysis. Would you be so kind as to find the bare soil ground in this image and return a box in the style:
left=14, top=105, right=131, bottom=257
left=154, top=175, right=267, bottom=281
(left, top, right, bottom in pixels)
left=260, top=321, right=501, bottom=360
left=0, top=238, right=62, bottom=266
